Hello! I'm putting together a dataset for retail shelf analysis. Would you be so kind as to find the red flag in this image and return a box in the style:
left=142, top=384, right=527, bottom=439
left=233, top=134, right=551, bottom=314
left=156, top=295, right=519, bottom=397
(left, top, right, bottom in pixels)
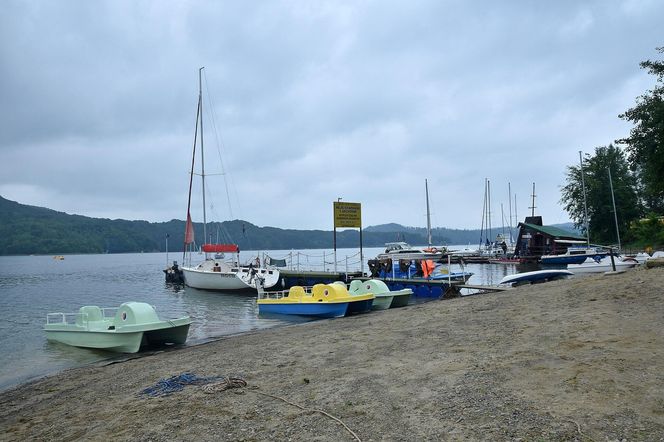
left=184, top=212, right=194, bottom=244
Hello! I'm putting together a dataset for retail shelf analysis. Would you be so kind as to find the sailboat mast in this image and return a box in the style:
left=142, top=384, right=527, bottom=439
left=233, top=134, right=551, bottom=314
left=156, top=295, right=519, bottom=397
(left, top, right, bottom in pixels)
left=183, top=71, right=202, bottom=263
left=425, top=179, right=432, bottom=247
left=487, top=179, right=492, bottom=242
left=199, top=67, right=208, bottom=250
left=479, top=178, right=487, bottom=250
left=508, top=182, right=513, bottom=243
left=608, top=167, right=621, bottom=250
left=579, top=151, right=590, bottom=246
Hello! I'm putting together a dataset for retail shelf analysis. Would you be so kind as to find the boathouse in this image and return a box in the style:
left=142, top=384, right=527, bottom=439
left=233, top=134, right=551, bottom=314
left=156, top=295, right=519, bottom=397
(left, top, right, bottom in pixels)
left=514, top=216, right=585, bottom=260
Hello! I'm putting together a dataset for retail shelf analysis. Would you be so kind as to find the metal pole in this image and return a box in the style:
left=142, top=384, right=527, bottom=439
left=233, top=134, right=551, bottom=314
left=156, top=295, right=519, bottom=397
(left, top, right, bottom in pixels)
left=579, top=151, right=590, bottom=246
left=199, top=67, right=207, bottom=253
left=608, top=167, right=621, bottom=250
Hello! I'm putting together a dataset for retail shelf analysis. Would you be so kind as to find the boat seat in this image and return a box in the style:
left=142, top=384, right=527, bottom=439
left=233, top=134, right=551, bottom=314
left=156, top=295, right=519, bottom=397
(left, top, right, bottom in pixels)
left=76, top=306, right=104, bottom=326
left=287, top=286, right=305, bottom=300
left=348, top=279, right=363, bottom=293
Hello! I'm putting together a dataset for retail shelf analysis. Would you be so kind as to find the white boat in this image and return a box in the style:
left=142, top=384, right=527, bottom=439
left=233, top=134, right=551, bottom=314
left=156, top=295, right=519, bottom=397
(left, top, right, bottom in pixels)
left=540, top=240, right=608, bottom=265
left=179, top=68, right=279, bottom=292
left=376, top=241, right=443, bottom=261
left=499, top=269, right=573, bottom=285
left=567, top=256, right=639, bottom=274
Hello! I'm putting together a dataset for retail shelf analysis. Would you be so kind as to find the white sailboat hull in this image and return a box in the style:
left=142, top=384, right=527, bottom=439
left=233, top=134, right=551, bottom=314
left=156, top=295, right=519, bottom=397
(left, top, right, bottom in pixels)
left=182, top=260, right=280, bottom=291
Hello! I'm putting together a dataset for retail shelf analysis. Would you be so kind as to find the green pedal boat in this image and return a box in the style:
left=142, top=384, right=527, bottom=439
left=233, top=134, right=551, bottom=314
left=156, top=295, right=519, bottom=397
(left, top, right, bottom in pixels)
left=45, top=302, right=192, bottom=353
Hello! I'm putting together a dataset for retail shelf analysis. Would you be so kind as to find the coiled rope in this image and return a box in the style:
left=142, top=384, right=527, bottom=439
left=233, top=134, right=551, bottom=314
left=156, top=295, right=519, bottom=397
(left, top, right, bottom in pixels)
left=140, top=372, right=361, bottom=441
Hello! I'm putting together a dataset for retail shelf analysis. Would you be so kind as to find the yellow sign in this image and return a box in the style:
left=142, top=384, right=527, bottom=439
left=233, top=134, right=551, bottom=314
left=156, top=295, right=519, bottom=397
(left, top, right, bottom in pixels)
left=334, top=202, right=362, bottom=228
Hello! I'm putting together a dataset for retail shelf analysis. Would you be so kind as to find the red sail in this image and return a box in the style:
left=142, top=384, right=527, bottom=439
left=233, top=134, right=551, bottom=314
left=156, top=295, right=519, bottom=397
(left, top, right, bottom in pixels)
left=202, top=244, right=239, bottom=253
left=184, top=212, right=194, bottom=245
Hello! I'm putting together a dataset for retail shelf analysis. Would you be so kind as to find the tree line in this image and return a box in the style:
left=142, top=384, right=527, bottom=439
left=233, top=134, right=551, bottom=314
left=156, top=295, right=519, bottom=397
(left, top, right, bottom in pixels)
left=561, top=48, right=664, bottom=250
left=0, top=195, right=511, bottom=255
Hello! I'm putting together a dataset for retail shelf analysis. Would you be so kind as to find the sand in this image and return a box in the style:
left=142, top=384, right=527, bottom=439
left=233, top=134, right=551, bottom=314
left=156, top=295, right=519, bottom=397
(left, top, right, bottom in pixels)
left=1, top=267, right=664, bottom=441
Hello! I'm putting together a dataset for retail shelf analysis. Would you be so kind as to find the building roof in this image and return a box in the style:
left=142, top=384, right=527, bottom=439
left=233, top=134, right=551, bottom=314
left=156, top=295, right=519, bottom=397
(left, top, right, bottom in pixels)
left=518, top=222, right=585, bottom=240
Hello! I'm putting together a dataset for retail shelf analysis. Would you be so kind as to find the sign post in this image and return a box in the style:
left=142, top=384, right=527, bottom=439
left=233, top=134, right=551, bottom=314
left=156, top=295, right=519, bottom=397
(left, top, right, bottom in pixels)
left=333, top=202, right=363, bottom=274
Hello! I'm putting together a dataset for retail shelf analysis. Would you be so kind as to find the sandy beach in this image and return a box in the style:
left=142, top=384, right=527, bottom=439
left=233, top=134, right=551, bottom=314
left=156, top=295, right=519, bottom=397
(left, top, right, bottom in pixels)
left=1, top=267, right=663, bottom=441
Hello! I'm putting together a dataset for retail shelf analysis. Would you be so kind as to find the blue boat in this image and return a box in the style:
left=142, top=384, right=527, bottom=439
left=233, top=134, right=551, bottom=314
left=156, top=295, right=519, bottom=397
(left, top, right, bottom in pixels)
left=370, top=258, right=473, bottom=282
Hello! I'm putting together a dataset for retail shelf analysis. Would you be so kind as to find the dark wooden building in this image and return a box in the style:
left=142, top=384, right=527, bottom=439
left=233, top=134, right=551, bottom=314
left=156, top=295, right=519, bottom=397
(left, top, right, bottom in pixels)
left=514, top=216, right=585, bottom=260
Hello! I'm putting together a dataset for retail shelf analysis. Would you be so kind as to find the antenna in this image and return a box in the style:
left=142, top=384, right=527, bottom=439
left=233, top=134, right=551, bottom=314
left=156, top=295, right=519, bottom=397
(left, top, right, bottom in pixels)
left=529, top=182, right=536, bottom=217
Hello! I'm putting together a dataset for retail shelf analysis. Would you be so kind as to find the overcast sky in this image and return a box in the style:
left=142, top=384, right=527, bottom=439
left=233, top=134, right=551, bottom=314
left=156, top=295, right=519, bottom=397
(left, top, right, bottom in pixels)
left=1, top=1, right=662, bottom=231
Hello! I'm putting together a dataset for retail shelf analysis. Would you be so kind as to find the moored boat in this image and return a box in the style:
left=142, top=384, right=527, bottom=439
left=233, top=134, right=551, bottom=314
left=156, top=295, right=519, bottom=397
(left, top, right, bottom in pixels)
left=567, top=256, right=639, bottom=274
left=349, top=279, right=412, bottom=310
left=257, top=283, right=371, bottom=318
left=44, top=302, right=191, bottom=353
left=179, top=68, right=278, bottom=292
left=540, top=244, right=608, bottom=265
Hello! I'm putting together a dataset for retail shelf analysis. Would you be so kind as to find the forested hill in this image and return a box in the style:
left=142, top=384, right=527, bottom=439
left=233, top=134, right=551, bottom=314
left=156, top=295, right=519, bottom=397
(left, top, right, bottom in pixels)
left=0, top=196, right=574, bottom=255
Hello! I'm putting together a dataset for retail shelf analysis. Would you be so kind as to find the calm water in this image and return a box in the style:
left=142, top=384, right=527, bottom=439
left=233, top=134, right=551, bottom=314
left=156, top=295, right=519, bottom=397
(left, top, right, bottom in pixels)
left=0, top=247, right=529, bottom=391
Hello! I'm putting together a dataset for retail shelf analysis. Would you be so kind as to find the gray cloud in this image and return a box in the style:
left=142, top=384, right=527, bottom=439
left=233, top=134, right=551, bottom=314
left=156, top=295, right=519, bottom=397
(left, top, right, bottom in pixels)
left=1, top=0, right=661, bottom=233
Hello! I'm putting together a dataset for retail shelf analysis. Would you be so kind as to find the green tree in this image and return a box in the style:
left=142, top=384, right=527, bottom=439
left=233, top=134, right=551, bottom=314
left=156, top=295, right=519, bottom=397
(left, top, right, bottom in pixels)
left=618, top=47, right=664, bottom=213
left=560, top=145, right=641, bottom=245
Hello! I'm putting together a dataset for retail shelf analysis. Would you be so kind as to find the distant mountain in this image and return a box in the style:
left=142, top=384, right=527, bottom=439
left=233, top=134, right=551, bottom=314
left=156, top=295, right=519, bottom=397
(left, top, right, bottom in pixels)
left=0, top=196, right=576, bottom=255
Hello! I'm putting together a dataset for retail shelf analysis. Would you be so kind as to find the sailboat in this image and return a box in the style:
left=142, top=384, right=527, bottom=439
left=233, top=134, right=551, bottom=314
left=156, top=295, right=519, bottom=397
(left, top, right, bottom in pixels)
left=180, top=68, right=280, bottom=291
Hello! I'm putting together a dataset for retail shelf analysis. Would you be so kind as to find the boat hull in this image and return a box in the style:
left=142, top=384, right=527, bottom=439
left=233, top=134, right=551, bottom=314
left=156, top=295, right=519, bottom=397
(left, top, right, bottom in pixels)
left=346, top=298, right=374, bottom=315
left=567, top=259, right=638, bottom=274
left=371, top=295, right=394, bottom=310
left=389, top=290, right=412, bottom=307
left=500, top=270, right=573, bottom=285
left=45, top=329, right=145, bottom=353
left=182, top=265, right=280, bottom=291
left=258, top=302, right=348, bottom=318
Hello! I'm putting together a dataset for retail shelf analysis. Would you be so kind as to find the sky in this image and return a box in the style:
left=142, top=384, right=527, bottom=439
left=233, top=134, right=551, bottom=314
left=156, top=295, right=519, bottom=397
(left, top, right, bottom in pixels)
left=1, top=1, right=662, bottom=231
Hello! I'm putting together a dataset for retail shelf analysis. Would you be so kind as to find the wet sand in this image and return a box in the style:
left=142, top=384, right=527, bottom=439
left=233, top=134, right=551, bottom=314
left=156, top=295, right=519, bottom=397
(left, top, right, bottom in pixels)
left=1, top=267, right=663, bottom=441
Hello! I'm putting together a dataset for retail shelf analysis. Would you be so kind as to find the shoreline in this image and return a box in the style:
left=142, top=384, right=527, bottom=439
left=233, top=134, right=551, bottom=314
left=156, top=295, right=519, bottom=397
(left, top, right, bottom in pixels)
left=2, top=267, right=664, bottom=440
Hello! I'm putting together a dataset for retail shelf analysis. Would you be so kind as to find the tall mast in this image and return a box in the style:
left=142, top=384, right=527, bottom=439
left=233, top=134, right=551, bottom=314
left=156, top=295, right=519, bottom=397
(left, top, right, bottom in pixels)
left=183, top=70, right=202, bottom=263
left=608, top=167, right=621, bottom=250
left=425, top=179, right=432, bottom=247
left=530, top=182, right=536, bottom=217
left=579, top=151, right=590, bottom=246
left=479, top=178, right=487, bottom=250
left=199, top=67, right=207, bottom=250
left=487, top=179, right=492, bottom=242
left=508, top=182, right=513, bottom=243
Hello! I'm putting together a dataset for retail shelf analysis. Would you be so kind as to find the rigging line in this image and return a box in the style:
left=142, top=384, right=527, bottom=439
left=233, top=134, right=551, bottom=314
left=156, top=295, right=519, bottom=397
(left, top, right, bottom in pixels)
left=202, top=69, right=235, bottom=220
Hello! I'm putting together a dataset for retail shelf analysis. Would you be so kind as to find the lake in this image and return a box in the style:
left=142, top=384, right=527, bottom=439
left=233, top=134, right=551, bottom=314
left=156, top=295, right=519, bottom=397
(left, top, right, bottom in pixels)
left=0, top=246, right=527, bottom=391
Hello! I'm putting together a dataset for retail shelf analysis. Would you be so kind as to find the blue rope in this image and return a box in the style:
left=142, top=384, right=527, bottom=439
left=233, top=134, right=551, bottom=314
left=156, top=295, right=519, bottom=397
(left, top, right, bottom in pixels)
left=140, top=372, right=222, bottom=397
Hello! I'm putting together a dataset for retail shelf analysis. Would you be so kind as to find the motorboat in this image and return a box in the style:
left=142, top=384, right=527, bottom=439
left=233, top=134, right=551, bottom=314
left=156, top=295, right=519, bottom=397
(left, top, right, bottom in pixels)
left=499, top=269, right=573, bottom=286
left=376, top=241, right=445, bottom=261
left=349, top=279, right=412, bottom=310
left=369, top=257, right=472, bottom=283
left=257, top=283, right=374, bottom=318
left=567, top=256, right=639, bottom=274
left=44, top=302, right=191, bottom=353
left=540, top=244, right=608, bottom=265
